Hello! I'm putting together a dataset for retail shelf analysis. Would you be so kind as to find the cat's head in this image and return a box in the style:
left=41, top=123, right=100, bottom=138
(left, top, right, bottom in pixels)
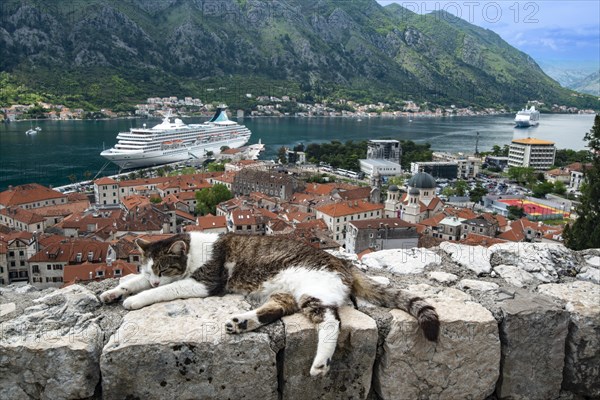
left=135, top=237, right=189, bottom=287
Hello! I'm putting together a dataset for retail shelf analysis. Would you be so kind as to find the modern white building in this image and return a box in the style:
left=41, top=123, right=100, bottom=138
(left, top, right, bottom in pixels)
left=508, top=138, right=556, bottom=170
left=367, top=140, right=402, bottom=164
left=432, top=152, right=482, bottom=179
left=359, top=159, right=402, bottom=178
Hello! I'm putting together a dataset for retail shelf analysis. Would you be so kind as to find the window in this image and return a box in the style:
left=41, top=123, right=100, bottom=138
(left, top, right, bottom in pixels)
left=9, top=251, right=14, bottom=257
left=32, top=265, right=39, bottom=273
left=10, top=261, right=15, bottom=267
left=76, top=253, right=82, bottom=262
left=132, top=256, right=139, bottom=262
left=114, top=269, right=122, bottom=276
left=53, top=265, right=63, bottom=270
left=96, top=270, right=104, bottom=277
left=20, top=261, right=25, bottom=267
left=19, top=251, right=24, bottom=256
left=88, top=252, right=94, bottom=261
left=47, top=265, right=52, bottom=270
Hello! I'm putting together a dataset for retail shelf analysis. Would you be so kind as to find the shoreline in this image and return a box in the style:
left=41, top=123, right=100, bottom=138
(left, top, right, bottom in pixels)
left=6, top=111, right=597, bottom=124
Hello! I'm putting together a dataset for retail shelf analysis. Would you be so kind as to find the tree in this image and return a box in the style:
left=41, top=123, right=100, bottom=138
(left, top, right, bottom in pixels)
left=277, top=146, right=287, bottom=164
left=508, top=166, right=536, bottom=187
left=507, top=205, right=526, bottom=220
left=454, top=180, right=468, bottom=197
left=469, top=183, right=488, bottom=203
left=564, top=114, right=600, bottom=250
left=387, top=176, right=404, bottom=187
left=195, top=184, right=233, bottom=215
left=206, top=162, right=225, bottom=172
left=441, top=186, right=456, bottom=197
left=532, top=181, right=554, bottom=198
left=553, top=181, right=567, bottom=195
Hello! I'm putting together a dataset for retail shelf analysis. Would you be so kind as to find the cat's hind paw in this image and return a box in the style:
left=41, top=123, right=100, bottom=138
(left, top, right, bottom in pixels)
left=224, top=314, right=259, bottom=334
left=310, top=357, right=331, bottom=377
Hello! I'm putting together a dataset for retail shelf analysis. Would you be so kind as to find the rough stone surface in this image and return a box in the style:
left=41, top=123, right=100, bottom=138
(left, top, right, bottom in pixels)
left=493, top=265, right=537, bottom=288
left=490, top=243, right=580, bottom=282
left=440, top=243, right=492, bottom=275
left=495, top=289, right=570, bottom=400
left=537, top=281, right=600, bottom=398
left=0, top=285, right=103, bottom=400
left=428, top=271, right=458, bottom=284
left=281, top=306, right=378, bottom=400
left=458, top=279, right=499, bottom=292
left=374, top=285, right=500, bottom=400
left=0, top=302, right=15, bottom=318
left=101, top=296, right=280, bottom=400
left=361, top=248, right=440, bottom=275
left=577, top=265, right=600, bottom=284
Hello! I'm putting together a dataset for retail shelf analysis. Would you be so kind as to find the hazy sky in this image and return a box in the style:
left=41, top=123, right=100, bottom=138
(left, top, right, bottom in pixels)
left=377, top=1, right=600, bottom=70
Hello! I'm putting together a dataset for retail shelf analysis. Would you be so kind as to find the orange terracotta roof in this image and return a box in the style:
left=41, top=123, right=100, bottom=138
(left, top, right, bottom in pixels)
left=357, top=248, right=374, bottom=260
left=0, top=183, right=66, bottom=207
left=305, top=183, right=338, bottom=196
left=337, top=187, right=372, bottom=201
left=511, top=138, right=555, bottom=145
left=316, top=201, right=384, bottom=217
left=32, top=200, right=90, bottom=218
left=196, top=215, right=227, bottom=230
left=419, top=213, right=446, bottom=227
left=28, top=239, right=112, bottom=263
left=295, top=219, right=329, bottom=231
left=350, top=218, right=415, bottom=229
left=63, top=260, right=138, bottom=285
left=94, top=177, right=118, bottom=185
left=459, top=233, right=507, bottom=247
left=175, top=210, right=196, bottom=221
left=0, top=207, right=45, bottom=225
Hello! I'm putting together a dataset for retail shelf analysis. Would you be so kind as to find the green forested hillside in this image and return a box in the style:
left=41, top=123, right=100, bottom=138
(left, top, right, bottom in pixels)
left=0, top=0, right=597, bottom=110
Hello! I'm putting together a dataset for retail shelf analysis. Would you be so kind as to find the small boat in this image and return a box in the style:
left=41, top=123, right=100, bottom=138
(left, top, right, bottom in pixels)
left=25, top=129, right=37, bottom=135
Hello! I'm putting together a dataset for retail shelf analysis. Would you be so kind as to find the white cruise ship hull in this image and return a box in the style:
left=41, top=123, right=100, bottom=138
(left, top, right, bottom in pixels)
left=515, top=119, right=539, bottom=128
left=101, top=106, right=252, bottom=169
left=101, top=136, right=249, bottom=169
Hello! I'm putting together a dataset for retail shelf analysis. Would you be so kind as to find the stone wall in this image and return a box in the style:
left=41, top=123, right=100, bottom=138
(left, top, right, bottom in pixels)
left=1, top=243, right=599, bottom=400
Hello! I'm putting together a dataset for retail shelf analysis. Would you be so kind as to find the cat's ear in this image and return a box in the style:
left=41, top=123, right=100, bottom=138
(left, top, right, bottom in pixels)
left=168, top=241, right=187, bottom=256
left=135, top=238, right=151, bottom=252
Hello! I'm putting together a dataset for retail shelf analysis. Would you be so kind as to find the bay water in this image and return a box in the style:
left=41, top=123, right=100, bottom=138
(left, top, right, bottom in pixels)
left=0, top=113, right=594, bottom=190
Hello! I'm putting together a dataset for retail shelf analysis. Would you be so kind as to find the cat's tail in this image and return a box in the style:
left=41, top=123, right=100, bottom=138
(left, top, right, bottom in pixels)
left=350, top=268, right=439, bottom=342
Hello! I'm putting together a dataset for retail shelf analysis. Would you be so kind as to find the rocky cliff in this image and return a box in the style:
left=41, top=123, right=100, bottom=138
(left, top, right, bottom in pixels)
left=1, top=243, right=599, bottom=400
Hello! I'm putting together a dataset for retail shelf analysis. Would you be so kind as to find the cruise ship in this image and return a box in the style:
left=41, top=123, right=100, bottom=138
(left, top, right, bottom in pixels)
left=101, top=106, right=251, bottom=169
left=514, top=106, right=540, bottom=128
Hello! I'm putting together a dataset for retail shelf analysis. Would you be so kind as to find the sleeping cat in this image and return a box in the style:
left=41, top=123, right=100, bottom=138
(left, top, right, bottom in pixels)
left=100, top=232, right=439, bottom=376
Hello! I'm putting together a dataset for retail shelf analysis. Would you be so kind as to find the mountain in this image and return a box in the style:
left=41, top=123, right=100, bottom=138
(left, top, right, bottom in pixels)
left=0, top=0, right=597, bottom=110
left=568, top=72, right=600, bottom=97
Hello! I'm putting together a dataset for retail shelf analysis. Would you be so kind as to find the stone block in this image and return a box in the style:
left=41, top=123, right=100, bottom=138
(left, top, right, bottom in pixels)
left=538, top=281, right=600, bottom=398
left=0, top=285, right=103, bottom=400
left=374, top=285, right=500, bottom=400
left=280, top=306, right=378, bottom=400
left=495, top=290, right=570, bottom=400
left=101, top=296, right=278, bottom=400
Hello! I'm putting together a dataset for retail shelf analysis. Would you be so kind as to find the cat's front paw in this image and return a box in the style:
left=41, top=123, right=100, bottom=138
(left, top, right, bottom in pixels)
left=100, top=288, right=125, bottom=304
left=225, top=314, right=259, bottom=334
left=122, top=295, right=147, bottom=310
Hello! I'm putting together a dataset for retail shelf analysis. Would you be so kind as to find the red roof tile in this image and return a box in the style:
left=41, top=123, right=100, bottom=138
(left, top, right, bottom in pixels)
left=0, top=183, right=66, bottom=207
left=316, top=201, right=384, bottom=217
